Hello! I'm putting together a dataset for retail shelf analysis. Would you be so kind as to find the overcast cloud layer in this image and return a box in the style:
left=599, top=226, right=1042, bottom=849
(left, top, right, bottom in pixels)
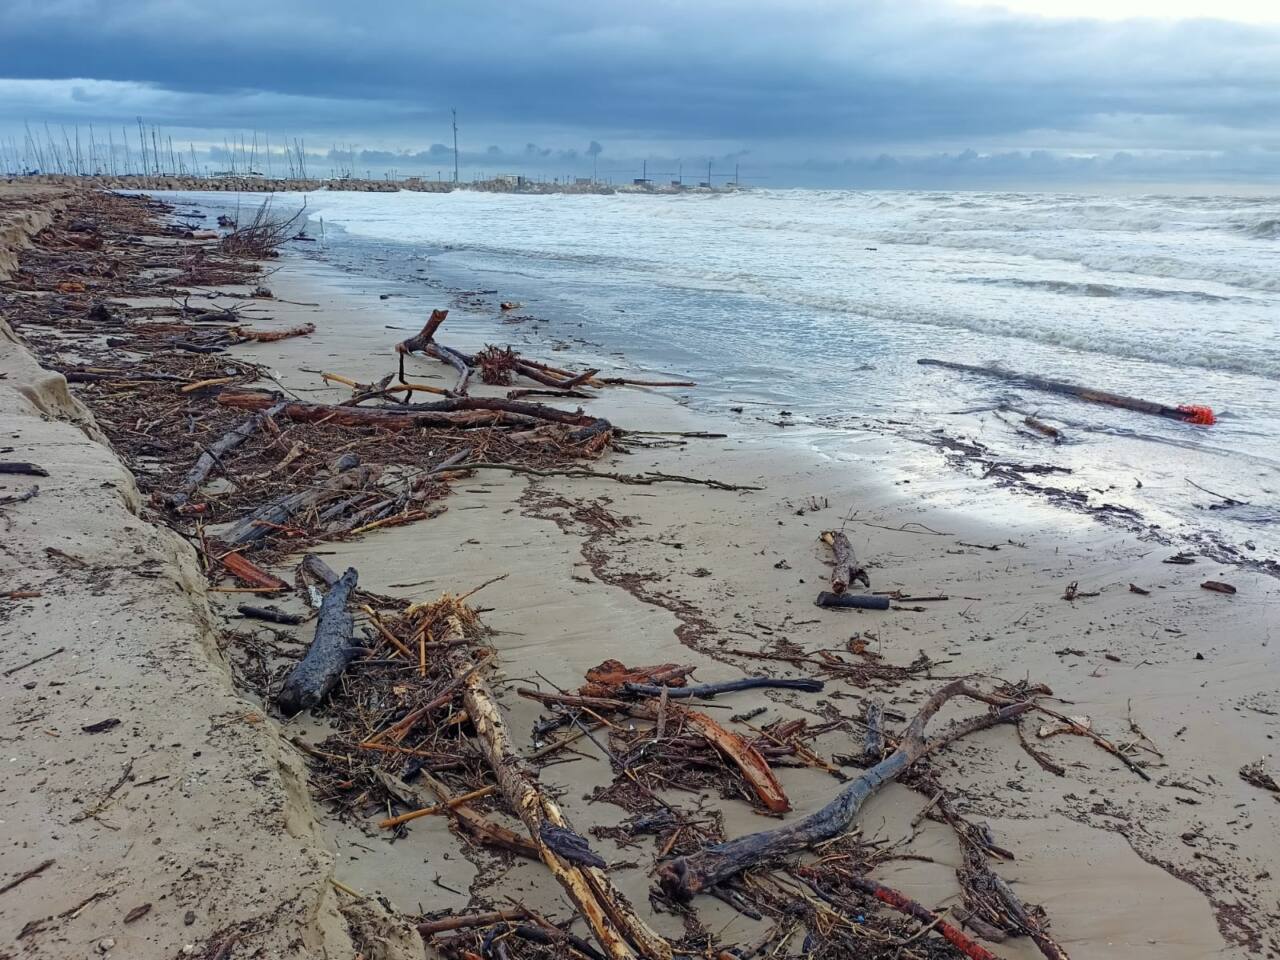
left=1, top=0, right=1278, bottom=186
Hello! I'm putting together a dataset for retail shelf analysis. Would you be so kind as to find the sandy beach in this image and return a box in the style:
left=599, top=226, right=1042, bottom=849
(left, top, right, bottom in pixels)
left=1, top=183, right=1277, bottom=960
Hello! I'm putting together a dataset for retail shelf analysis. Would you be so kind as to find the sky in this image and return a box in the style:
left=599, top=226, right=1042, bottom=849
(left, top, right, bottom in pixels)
left=1, top=0, right=1277, bottom=187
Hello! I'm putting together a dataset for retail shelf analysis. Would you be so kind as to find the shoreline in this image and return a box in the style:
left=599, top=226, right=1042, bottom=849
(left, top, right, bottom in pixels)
left=2, top=185, right=1277, bottom=959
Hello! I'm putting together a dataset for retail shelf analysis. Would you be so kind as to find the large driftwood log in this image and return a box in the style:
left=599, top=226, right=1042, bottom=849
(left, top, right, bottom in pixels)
left=167, top=401, right=286, bottom=507
left=217, top=391, right=534, bottom=431
left=219, top=452, right=371, bottom=547
left=918, top=358, right=1215, bottom=425
left=461, top=662, right=672, bottom=960
left=217, top=389, right=612, bottom=440
left=656, top=681, right=1032, bottom=901
left=821, top=530, right=869, bottom=593
left=276, top=567, right=359, bottom=715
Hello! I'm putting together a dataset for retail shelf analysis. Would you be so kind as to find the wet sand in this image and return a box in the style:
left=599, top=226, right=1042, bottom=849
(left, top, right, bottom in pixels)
left=2, top=185, right=1277, bottom=959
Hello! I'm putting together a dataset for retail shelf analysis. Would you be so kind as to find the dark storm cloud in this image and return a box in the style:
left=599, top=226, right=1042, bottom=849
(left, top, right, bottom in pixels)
left=1, top=0, right=1278, bottom=180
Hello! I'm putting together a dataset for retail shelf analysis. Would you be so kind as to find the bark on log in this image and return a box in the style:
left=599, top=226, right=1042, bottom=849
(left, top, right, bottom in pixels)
left=168, top=401, right=286, bottom=507
left=655, top=681, right=1032, bottom=901
left=815, top=592, right=890, bottom=611
left=918, top=358, right=1214, bottom=425
left=821, top=530, right=869, bottom=593
left=622, top=677, right=823, bottom=699
left=461, top=661, right=672, bottom=960
left=276, top=567, right=359, bottom=715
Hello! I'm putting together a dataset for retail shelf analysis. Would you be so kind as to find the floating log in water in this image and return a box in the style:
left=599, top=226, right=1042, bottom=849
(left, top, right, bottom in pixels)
left=918, top=358, right=1215, bottom=425
left=276, top=567, right=359, bottom=715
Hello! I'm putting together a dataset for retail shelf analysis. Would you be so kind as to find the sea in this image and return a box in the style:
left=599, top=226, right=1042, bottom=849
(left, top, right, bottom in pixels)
left=166, top=188, right=1280, bottom=568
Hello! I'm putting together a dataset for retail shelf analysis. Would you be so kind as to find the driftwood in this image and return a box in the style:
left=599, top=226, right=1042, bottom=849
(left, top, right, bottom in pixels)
left=918, top=358, right=1215, bottom=425
left=276, top=567, right=359, bottom=715
left=799, top=873, right=1004, bottom=960
left=396, top=308, right=450, bottom=356
left=622, top=677, right=823, bottom=699
left=167, top=401, right=285, bottom=507
left=518, top=688, right=791, bottom=813
left=219, top=551, right=289, bottom=590
left=682, top=710, right=791, bottom=813
left=299, top=553, right=340, bottom=587
left=656, top=681, right=1032, bottom=901
left=427, top=343, right=473, bottom=395
left=0, top=462, right=49, bottom=477
left=219, top=452, right=370, bottom=547
left=464, top=462, right=759, bottom=491
left=217, top=389, right=612, bottom=440
left=461, top=662, right=672, bottom=960
left=236, top=603, right=305, bottom=625
left=230, top=322, right=315, bottom=343
left=821, top=530, right=869, bottom=593
left=815, top=592, right=890, bottom=611
left=863, top=699, right=886, bottom=762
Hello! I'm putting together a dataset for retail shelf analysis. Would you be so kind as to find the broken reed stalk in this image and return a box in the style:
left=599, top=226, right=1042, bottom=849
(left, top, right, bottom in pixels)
left=377, top=785, right=497, bottom=829
left=460, top=660, right=672, bottom=960
left=656, top=681, right=1033, bottom=901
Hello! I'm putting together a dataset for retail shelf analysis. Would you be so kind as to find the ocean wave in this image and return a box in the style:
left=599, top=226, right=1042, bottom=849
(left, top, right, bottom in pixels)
left=1236, top=217, right=1280, bottom=239
left=875, top=231, right=1280, bottom=293
left=713, top=285, right=1280, bottom=380
left=957, top=276, right=1240, bottom=303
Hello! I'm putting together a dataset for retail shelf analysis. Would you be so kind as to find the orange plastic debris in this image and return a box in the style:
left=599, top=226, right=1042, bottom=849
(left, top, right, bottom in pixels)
left=1177, top=404, right=1216, bottom=425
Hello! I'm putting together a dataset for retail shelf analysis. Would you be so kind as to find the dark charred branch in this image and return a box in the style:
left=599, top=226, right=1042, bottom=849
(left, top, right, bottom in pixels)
left=655, top=681, right=1032, bottom=901
left=276, top=567, right=359, bottom=715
